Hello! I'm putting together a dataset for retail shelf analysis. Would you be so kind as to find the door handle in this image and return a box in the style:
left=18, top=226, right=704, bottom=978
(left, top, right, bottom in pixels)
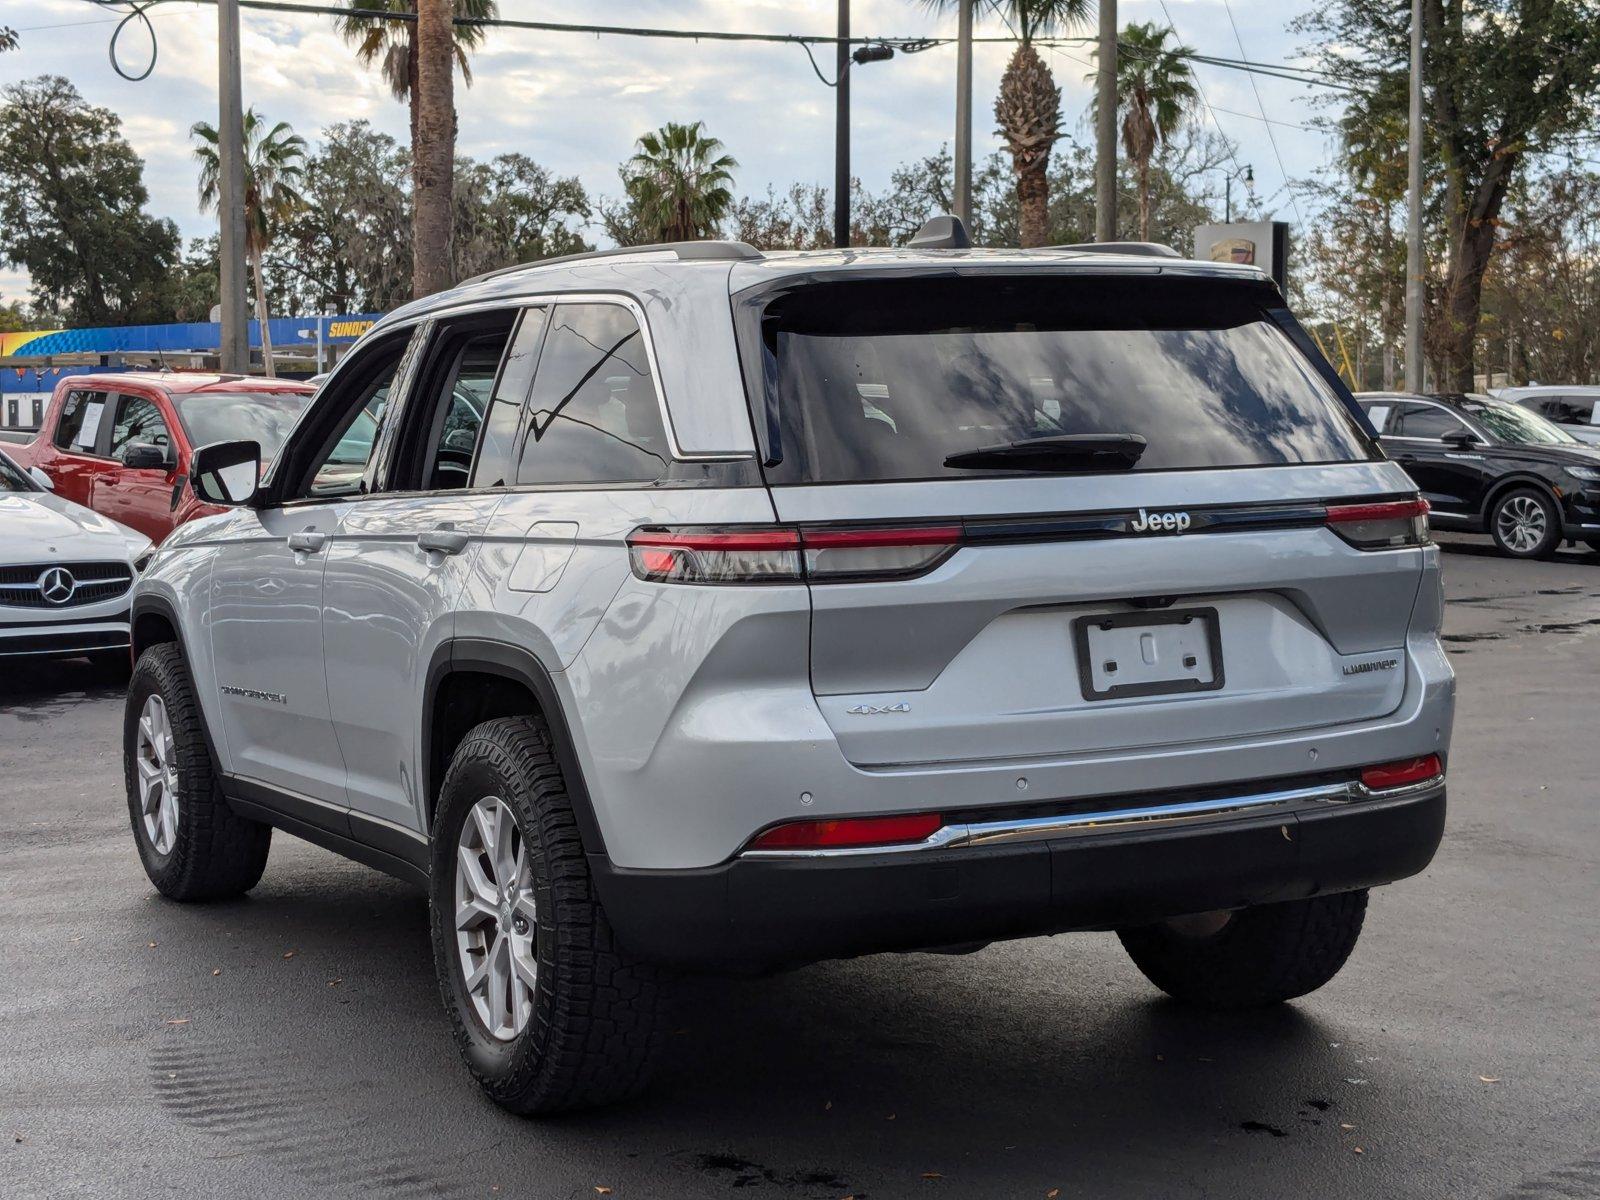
left=417, top=529, right=469, bottom=556
left=287, top=530, right=327, bottom=553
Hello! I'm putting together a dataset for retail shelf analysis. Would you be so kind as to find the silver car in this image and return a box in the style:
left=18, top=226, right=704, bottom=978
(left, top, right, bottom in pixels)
left=123, top=232, right=1454, bottom=1113
left=1497, top=385, right=1600, bottom=445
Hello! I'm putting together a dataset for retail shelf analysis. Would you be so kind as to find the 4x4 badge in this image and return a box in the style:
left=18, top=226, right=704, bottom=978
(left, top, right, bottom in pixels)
left=846, top=702, right=911, bottom=716
left=1130, top=508, right=1192, bottom=534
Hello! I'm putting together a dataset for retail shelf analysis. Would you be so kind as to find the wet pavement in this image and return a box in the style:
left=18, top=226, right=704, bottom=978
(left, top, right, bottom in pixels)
left=2, top=532, right=1597, bottom=1199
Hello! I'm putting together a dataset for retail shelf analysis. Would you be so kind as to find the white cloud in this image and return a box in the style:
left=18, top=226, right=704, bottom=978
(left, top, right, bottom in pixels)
left=3, top=0, right=1337, bottom=305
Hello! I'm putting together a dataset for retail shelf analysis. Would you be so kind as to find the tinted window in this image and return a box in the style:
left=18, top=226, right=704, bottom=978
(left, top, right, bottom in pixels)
left=108, top=395, right=172, bottom=460
left=416, top=325, right=511, bottom=491
left=54, top=390, right=110, bottom=454
left=469, top=307, right=548, bottom=490
left=1548, top=395, right=1597, bottom=424
left=175, top=391, right=312, bottom=460
left=1458, top=396, right=1576, bottom=446
left=0, top=449, right=35, bottom=492
left=299, top=341, right=405, bottom=498
left=515, top=303, right=669, bottom=485
left=751, top=277, right=1375, bottom=483
left=1361, top=402, right=1394, bottom=434
left=1393, top=404, right=1469, bottom=440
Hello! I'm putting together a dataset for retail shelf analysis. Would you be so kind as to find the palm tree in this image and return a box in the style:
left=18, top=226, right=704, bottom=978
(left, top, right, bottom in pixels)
left=622, top=122, right=738, bottom=243
left=1104, top=21, right=1197, bottom=241
left=926, top=1, right=1089, bottom=247
left=192, top=110, right=306, bottom=376
left=412, top=0, right=454, bottom=296
left=336, top=0, right=497, bottom=151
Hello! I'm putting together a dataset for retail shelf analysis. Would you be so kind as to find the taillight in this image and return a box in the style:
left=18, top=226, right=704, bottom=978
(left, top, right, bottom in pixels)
left=747, top=812, right=944, bottom=850
left=627, top=527, right=803, bottom=584
left=628, top=524, right=962, bottom=585
left=1359, top=753, right=1442, bottom=791
left=802, top=524, right=962, bottom=582
left=1325, top=498, right=1430, bottom=549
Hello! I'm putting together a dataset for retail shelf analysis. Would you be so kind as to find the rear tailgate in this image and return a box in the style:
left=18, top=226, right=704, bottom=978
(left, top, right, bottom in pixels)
left=742, top=269, right=1425, bottom=770
left=772, top=468, right=1422, bottom=767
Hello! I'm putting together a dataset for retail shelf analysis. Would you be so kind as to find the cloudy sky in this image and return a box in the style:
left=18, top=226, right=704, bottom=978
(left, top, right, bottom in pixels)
left=1, top=0, right=1341, bottom=311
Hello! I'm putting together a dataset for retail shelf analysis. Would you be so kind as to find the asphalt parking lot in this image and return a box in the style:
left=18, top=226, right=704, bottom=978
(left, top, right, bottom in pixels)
left=2, top=533, right=1597, bottom=1200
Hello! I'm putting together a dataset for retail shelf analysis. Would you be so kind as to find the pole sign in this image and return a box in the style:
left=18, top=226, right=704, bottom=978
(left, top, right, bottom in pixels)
left=1193, top=221, right=1291, bottom=294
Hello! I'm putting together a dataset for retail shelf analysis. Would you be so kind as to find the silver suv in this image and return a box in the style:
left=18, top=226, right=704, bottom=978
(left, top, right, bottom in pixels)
left=123, top=230, right=1454, bottom=1114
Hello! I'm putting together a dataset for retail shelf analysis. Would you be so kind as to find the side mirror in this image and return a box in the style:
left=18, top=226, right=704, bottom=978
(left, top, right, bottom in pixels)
left=190, top=439, right=262, bottom=507
left=28, top=466, right=54, bottom=491
left=1441, top=430, right=1480, bottom=448
left=121, top=442, right=169, bottom=470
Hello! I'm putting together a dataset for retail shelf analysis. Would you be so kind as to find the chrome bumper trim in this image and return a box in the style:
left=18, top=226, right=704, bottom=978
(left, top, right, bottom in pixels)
left=740, top=775, right=1445, bottom=859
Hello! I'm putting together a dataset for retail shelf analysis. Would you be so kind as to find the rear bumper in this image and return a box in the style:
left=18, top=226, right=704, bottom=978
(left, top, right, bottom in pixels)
left=593, top=781, right=1445, bottom=973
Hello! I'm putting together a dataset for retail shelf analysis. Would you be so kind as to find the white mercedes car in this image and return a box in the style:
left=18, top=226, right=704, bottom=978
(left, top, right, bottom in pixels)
left=0, top=448, right=152, bottom=669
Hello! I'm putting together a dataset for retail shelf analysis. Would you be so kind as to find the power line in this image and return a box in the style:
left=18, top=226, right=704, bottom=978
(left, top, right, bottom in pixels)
left=1220, top=0, right=1304, bottom=226
left=78, top=0, right=1373, bottom=94
left=1156, top=0, right=1258, bottom=217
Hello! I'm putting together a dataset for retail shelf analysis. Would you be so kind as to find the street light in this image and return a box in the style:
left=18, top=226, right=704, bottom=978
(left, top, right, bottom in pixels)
left=1224, top=164, right=1255, bottom=223
left=831, top=0, right=898, bottom=248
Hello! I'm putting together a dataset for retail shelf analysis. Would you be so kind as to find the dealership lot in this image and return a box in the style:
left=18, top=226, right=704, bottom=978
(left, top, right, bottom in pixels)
left=2, top=534, right=1596, bottom=1200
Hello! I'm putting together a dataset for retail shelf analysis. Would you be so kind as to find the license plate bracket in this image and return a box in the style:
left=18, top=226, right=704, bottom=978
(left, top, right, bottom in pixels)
left=1072, top=607, right=1225, bottom=701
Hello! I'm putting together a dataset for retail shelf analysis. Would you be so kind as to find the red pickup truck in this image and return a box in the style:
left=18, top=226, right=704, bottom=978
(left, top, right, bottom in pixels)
left=1, top=373, right=316, bottom=544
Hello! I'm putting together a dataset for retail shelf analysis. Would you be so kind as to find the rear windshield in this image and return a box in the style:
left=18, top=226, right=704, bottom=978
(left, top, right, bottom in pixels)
left=175, top=391, right=312, bottom=461
left=748, top=276, right=1376, bottom=483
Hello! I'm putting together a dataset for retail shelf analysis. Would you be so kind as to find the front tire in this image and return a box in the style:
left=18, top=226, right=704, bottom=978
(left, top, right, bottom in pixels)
left=429, top=716, right=664, bottom=1115
left=1118, top=890, right=1368, bottom=1009
left=124, top=644, right=271, bottom=900
left=1489, top=487, right=1561, bottom=559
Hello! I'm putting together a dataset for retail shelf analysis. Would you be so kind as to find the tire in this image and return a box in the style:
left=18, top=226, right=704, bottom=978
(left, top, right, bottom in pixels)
left=124, top=644, right=272, bottom=900
left=1489, top=486, right=1561, bottom=559
left=1118, top=890, right=1368, bottom=1009
left=429, top=716, right=665, bottom=1115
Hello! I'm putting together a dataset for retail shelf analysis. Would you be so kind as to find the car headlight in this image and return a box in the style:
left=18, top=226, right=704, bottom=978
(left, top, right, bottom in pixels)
left=1565, top=465, right=1600, bottom=482
left=128, top=537, right=155, bottom=573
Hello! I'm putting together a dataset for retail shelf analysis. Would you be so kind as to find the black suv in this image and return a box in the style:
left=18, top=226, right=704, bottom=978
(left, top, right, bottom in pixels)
left=1356, top=392, right=1600, bottom=559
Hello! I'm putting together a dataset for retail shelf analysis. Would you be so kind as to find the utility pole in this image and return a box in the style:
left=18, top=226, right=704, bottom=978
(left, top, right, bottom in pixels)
left=1094, top=0, right=1118, bottom=242
left=1404, top=0, right=1424, bottom=392
left=834, top=0, right=851, bottom=248
left=953, top=0, right=973, bottom=228
left=217, top=0, right=248, bottom=374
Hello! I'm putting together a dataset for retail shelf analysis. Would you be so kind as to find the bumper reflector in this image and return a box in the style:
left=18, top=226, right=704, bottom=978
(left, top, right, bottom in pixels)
left=1360, top=753, right=1443, bottom=791
left=748, top=813, right=944, bottom=850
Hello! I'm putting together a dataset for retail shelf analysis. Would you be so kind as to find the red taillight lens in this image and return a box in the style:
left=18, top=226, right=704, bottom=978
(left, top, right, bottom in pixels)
left=748, top=812, right=944, bottom=850
left=1360, top=753, right=1443, bottom=791
left=628, top=524, right=964, bottom=584
left=627, top=527, right=803, bottom=584
left=1326, top=498, right=1430, bottom=549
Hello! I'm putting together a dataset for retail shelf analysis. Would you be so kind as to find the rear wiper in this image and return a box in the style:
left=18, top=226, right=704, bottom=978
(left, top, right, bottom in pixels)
left=943, top=433, right=1147, bottom=471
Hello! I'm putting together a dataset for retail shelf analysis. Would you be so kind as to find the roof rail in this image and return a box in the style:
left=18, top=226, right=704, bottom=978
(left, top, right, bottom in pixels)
left=1051, top=241, right=1183, bottom=259
left=460, top=240, right=765, bottom=287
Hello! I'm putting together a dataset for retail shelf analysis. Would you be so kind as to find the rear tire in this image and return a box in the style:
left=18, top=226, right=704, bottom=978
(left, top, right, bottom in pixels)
left=1489, top=487, right=1561, bottom=559
left=1118, top=890, right=1368, bottom=1009
left=124, top=644, right=272, bottom=900
left=429, top=716, right=665, bottom=1114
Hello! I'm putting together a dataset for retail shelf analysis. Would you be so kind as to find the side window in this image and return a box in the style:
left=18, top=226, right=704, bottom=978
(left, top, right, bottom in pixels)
left=1362, top=403, right=1393, bottom=434
left=54, top=390, right=111, bottom=454
left=107, top=395, right=172, bottom=460
left=296, top=337, right=408, bottom=499
left=402, top=315, right=518, bottom=493
left=1558, top=395, right=1596, bottom=425
left=469, top=306, right=548, bottom=490
left=1395, top=404, right=1467, bottom=441
left=515, top=303, right=670, bottom=486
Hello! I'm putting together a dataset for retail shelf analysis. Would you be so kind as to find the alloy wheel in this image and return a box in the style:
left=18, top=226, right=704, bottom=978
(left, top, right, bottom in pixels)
left=454, top=795, right=538, bottom=1041
left=135, top=694, right=179, bottom=855
left=1496, top=494, right=1548, bottom=554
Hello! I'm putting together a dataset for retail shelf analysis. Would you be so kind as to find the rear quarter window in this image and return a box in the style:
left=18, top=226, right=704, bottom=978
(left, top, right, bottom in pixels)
left=744, top=276, right=1377, bottom=484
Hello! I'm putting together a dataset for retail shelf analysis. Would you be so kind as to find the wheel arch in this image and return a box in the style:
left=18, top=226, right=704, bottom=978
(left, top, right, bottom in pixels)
left=1480, top=473, right=1561, bottom=527
left=422, top=639, right=607, bottom=856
